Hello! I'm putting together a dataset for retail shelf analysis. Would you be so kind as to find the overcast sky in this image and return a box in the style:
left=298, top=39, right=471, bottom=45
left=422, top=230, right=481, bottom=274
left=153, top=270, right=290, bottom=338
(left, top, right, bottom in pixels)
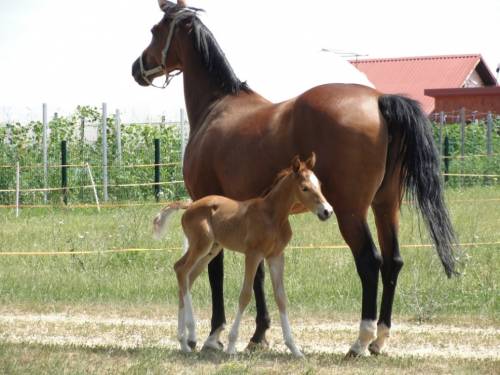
left=1, top=0, right=499, bottom=123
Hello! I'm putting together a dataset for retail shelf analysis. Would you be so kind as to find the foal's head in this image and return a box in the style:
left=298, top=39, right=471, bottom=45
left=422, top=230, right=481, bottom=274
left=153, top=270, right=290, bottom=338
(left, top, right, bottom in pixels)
left=290, top=154, right=333, bottom=221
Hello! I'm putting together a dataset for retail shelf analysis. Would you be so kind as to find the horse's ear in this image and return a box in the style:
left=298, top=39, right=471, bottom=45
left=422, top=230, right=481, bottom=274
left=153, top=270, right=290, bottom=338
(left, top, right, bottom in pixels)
left=177, top=0, right=187, bottom=7
left=305, top=152, right=316, bottom=169
left=292, top=155, right=301, bottom=174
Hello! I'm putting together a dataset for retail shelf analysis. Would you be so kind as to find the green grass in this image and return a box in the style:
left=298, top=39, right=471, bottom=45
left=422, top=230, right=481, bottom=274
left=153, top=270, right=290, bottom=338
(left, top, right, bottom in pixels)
left=0, top=343, right=498, bottom=375
left=0, top=185, right=498, bottom=322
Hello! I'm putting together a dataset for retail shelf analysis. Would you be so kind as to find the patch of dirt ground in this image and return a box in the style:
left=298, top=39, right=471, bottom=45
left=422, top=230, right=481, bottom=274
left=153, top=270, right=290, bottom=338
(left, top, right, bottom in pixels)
left=0, top=307, right=498, bottom=360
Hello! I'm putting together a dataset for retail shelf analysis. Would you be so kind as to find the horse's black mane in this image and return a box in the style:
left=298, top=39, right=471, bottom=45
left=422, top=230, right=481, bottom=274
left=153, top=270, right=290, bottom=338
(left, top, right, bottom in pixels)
left=164, top=7, right=250, bottom=95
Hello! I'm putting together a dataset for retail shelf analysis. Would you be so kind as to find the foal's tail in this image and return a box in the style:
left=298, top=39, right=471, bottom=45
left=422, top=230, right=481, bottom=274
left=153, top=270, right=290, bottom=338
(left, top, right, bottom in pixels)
left=153, top=201, right=191, bottom=240
left=378, top=95, right=458, bottom=278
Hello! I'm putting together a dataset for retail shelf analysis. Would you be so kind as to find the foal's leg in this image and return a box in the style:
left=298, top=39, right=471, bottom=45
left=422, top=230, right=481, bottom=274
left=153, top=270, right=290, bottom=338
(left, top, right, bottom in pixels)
left=174, top=237, right=213, bottom=352
left=337, top=214, right=381, bottom=357
left=267, top=253, right=303, bottom=358
left=227, top=253, right=263, bottom=355
left=184, top=245, right=223, bottom=351
left=369, top=202, right=403, bottom=355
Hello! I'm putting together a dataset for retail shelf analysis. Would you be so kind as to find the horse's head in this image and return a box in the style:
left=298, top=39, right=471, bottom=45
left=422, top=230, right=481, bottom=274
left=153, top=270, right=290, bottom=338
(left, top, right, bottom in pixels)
left=132, top=0, right=194, bottom=87
left=291, top=153, right=333, bottom=221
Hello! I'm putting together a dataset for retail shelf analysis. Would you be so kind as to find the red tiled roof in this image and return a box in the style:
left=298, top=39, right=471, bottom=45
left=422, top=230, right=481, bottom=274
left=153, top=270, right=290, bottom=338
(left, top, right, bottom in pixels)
left=350, top=54, right=496, bottom=113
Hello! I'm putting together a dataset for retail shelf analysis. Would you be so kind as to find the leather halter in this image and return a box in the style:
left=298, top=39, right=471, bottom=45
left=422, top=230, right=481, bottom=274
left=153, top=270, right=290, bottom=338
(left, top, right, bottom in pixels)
left=138, top=10, right=188, bottom=88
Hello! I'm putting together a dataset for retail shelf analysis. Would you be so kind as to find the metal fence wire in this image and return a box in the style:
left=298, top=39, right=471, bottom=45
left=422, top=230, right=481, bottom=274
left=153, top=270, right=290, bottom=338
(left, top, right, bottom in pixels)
left=0, top=106, right=499, bottom=208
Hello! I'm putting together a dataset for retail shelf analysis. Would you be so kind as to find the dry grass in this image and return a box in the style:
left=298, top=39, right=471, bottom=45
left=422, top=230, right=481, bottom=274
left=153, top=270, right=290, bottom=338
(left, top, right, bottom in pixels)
left=0, top=305, right=499, bottom=374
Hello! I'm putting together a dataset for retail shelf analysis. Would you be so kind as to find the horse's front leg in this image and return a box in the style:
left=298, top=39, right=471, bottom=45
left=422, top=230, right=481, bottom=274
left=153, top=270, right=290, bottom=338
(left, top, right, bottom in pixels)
left=246, top=260, right=271, bottom=350
left=227, top=253, right=263, bottom=355
left=203, top=250, right=226, bottom=351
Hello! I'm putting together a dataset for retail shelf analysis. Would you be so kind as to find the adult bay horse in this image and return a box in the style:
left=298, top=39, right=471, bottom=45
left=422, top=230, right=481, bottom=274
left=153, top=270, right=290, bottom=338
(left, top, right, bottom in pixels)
left=132, top=0, right=458, bottom=357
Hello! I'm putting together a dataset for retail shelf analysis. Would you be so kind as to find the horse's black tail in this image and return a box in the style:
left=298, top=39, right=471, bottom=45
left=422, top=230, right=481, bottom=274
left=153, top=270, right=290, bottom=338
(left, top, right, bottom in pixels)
left=378, top=94, right=458, bottom=278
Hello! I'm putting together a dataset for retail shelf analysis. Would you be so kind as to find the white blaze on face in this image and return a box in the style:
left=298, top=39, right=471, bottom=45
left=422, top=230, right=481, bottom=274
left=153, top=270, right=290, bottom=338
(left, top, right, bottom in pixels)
left=307, top=171, right=321, bottom=190
left=306, top=171, right=333, bottom=218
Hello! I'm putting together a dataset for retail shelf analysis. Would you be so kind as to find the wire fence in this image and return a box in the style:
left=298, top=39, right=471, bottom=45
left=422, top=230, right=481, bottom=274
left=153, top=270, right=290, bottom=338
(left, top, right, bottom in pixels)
left=1, top=241, right=499, bottom=257
left=1, top=105, right=499, bottom=212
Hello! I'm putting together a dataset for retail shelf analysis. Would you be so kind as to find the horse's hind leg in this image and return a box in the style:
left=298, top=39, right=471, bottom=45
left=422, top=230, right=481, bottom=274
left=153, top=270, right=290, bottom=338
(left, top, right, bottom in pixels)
left=368, top=200, right=403, bottom=355
left=267, top=253, right=303, bottom=358
left=337, top=213, right=381, bottom=357
left=227, top=253, right=263, bottom=355
left=206, top=251, right=226, bottom=347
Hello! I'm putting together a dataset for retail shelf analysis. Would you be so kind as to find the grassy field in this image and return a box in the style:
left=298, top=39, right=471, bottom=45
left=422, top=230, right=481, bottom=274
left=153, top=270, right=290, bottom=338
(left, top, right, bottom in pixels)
left=0, top=185, right=499, bottom=373
left=1, top=343, right=498, bottom=375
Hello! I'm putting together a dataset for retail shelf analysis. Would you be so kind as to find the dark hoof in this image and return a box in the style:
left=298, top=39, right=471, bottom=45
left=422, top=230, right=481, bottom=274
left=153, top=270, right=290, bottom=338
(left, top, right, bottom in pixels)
left=201, top=340, right=224, bottom=352
left=344, top=349, right=362, bottom=359
left=188, top=340, right=197, bottom=351
left=245, top=337, right=269, bottom=352
left=368, top=344, right=380, bottom=356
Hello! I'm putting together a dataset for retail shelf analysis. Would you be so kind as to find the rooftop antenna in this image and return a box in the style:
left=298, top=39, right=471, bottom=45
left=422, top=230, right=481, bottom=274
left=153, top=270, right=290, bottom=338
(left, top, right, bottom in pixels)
left=321, top=48, right=368, bottom=62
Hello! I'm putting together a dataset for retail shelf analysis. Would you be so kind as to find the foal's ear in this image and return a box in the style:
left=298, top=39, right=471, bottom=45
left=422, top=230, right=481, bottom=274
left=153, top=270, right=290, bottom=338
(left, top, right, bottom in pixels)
left=305, top=152, right=316, bottom=169
left=292, top=155, right=301, bottom=174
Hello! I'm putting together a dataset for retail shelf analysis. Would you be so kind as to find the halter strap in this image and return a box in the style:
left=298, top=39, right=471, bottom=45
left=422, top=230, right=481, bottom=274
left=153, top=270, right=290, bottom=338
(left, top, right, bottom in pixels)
left=138, top=9, right=190, bottom=88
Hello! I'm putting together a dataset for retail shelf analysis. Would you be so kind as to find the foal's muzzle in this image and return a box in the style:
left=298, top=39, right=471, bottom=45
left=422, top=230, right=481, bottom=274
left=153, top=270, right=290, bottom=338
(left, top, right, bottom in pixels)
left=317, top=203, right=333, bottom=221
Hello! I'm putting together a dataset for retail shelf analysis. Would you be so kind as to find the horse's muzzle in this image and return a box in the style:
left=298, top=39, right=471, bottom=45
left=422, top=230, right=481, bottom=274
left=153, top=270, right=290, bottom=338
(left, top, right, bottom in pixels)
left=131, top=57, right=150, bottom=87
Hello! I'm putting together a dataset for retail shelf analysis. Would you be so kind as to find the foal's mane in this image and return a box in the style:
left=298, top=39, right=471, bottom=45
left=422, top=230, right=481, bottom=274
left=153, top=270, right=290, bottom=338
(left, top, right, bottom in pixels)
left=163, top=7, right=251, bottom=95
left=260, top=168, right=293, bottom=197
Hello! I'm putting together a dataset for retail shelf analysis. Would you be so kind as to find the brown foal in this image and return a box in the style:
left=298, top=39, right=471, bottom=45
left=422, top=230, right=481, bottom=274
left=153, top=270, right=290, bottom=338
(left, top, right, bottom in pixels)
left=154, top=154, right=333, bottom=357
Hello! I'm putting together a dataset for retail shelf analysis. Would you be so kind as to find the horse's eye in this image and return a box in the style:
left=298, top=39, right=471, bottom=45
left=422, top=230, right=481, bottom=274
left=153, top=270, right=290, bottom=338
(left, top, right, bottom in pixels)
left=302, top=187, right=309, bottom=192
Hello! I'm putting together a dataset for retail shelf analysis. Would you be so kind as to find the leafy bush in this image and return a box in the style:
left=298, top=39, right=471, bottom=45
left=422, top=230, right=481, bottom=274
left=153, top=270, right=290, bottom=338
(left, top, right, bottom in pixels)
left=0, top=106, right=186, bottom=205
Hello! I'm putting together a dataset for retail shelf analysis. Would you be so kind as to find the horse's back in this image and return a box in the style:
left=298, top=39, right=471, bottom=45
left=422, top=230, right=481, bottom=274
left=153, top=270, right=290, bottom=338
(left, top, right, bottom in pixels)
left=290, top=84, right=389, bottom=214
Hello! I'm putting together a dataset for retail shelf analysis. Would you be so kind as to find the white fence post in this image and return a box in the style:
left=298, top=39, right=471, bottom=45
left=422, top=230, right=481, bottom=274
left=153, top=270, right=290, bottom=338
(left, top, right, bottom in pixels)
left=42, top=103, right=48, bottom=204
left=86, top=162, right=100, bottom=213
left=115, top=109, right=122, bottom=167
left=102, top=103, right=108, bottom=202
left=15, top=162, right=20, bottom=217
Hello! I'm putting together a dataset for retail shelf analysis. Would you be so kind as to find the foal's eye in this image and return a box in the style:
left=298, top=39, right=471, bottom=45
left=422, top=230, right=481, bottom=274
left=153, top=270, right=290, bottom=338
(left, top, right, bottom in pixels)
left=302, top=187, right=309, bottom=192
